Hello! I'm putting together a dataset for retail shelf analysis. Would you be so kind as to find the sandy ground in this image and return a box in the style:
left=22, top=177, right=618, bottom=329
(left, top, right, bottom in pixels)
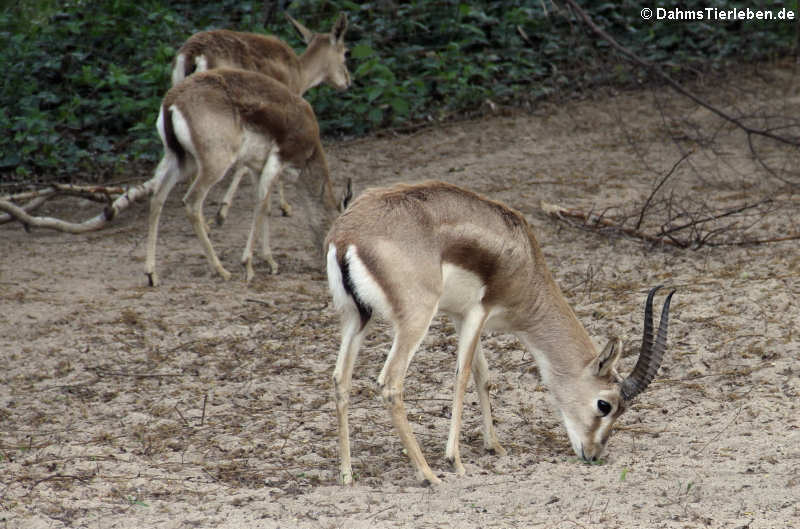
left=1, top=63, right=799, bottom=528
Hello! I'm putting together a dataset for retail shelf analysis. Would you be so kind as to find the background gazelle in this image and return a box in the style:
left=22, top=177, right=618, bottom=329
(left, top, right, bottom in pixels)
left=145, top=69, right=343, bottom=286
left=326, top=181, right=675, bottom=485
left=172, top=13, right=350, bottom=221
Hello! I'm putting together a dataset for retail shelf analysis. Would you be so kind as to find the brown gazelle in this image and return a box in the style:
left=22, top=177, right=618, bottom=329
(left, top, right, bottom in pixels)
left=172, top=13, right=350, bottom=221
left=144, top=69, right=343, bottom=286
left=326, top=181, right=675, bottom=485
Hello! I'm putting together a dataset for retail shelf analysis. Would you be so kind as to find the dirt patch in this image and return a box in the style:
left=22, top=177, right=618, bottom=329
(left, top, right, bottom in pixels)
left=1, top=64, right=799, bottom=528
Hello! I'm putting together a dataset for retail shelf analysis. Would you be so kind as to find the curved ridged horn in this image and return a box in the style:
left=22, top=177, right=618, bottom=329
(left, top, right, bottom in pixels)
left=620, top=286, right=675, bottom=401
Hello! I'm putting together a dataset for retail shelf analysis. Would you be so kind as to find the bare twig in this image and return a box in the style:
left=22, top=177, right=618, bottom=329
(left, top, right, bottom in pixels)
left=541, top=200, right=683, bottom=247
left=636, top=150, right=693, bottom=231
left=563, top=0, right=800, bottom=151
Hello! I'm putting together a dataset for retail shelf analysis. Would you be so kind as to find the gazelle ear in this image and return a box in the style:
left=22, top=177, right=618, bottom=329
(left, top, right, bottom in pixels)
left=339, top=177, right=353, bottom=212
left=589, top=338, right=622, bottom=377
left=331, top=13, right=348, bottom=43
left=286, top=13, right=314, bottom=44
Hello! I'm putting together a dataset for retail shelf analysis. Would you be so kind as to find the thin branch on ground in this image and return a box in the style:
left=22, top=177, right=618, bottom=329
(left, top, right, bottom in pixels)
left=635, top=150, right=693, bottom=231
left=0, top=180, right=155, bottom=232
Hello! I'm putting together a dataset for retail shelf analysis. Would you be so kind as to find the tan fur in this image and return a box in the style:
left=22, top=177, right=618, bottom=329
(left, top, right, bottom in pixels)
left=326, top=181, right=628, bottom=485
left=175, top=31, right=299, bottom=90
left=171, top=13, right=350, bottom=220
left=145, top=69, right=339, bottom=286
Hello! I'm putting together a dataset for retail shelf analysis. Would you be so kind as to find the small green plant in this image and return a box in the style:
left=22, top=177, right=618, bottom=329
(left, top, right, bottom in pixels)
left=127, top=496, right=149, bottom=508
left=620, top=467, right=629, bottom=481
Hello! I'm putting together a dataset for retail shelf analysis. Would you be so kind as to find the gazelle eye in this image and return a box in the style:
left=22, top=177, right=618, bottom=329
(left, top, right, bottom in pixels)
left=597, top=400, right=612, bottom=417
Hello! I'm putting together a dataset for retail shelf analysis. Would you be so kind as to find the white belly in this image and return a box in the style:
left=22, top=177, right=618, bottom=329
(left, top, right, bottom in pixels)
left=439, top=263, right=512, bottom=331
left=439, top=263, right=486, bottom=314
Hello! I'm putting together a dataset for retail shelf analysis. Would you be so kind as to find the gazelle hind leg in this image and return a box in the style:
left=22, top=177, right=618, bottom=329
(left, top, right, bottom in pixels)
left=445, top=308, right=488, bottom=475
left=333, top=310, right=369, bottom=485
left=144, top=155, right=183, bottom=287
left=378, top=306, right=441, bottom=485
left=182, top=161, right=234, bottom=281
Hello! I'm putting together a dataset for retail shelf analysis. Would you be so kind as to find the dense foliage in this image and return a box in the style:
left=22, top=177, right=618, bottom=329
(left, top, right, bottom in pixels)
left=0, top=0, right=794, bottom=183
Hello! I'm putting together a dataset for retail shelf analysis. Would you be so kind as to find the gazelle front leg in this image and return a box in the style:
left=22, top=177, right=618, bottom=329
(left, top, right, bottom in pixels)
left=215, top=165, right=251, bottom=227
left=182, top=166, right=232, bottom=281
left=242, top=148, right=281, bottom=281
left=275, top=176, right=293, bottom=216
left=471, top=340, right=506, bottom=456
left=445, top=308, right=488, bottom=475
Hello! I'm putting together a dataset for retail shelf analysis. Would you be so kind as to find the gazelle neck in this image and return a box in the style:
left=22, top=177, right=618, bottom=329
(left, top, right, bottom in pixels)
left=514, top=275, right=597, bottom=379
left=295, top=147, right=339, bottom=251
left=297, top=46, right=327, bottom=95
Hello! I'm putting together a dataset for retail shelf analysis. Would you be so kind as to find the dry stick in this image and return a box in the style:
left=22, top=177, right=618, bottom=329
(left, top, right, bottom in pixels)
left=1, top=183, right=127, bottom=202
left=693, top=387, right=753, bottom=455
left=0, top=184, right=130, bottom=225
left=563, top=0, right=800, bottom=149
left=0, top=179, right=157, bottom=233
left=0, top=195, right=52, bottom=225
left=635, top=150, right=693, bottom=231
left=541, top=200, right=683, bottom=247
left=657, top=199, right=769, bottom=239
left=545, top=192, right=796, bottom=247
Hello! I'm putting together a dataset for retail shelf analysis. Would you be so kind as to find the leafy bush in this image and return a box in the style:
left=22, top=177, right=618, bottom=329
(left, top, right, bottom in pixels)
left=0, top=0, right=794, bottom=184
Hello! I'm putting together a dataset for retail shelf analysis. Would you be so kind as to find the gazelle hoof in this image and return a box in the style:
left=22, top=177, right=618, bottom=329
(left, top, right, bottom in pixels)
left=215, top=211, right=227, bottom=227
left=487, top=444, right=507, bottom=457
left=421, top=474, right=442, bottom=487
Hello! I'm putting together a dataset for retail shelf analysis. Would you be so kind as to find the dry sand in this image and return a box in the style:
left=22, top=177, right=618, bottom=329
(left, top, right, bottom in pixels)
left=1, top=63, right=798, bottom=528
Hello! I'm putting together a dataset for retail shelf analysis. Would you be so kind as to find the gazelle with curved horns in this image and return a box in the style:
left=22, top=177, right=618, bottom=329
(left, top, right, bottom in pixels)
left=326, top=181, right=675, bottom=485
left=144, top=68, right=347, bottom=286
left=172, top=13, right=350, bottom=222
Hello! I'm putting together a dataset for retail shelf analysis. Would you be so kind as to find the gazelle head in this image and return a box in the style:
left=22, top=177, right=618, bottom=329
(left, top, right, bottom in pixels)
left=288, top=12, right=350, bottom=91
left=557, top=286, right=675, bottom=462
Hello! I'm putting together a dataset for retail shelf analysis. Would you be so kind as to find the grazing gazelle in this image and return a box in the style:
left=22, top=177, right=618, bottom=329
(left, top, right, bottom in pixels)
left=172, top=13, right=350, bottom=221
left=326, top=181, right=675, bottom=485
left=145, top=69, right=344, bottom=286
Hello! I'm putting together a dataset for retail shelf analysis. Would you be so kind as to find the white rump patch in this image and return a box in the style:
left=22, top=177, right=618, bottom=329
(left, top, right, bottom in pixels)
left=168, top=105, right=196, bottom=159
left=171, top=53, right=187, bottom=85
left=155, top=106, right=166, bottom=143
left=326, top=244, right=350, bottom=312
left=194, top=54, right=209, bottom=73
left=344, top=245, right=391, bottom=318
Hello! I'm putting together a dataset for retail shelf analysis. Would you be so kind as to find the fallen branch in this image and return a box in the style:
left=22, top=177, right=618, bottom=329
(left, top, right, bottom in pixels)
left=0, top=184, right=130, bottom=224
left=0, top=195, right=51, bottom=224
left=541, top=200, right=683, bottom=247
left=0, top=179, right=156, bottom=233
left=542, top=199, right=799, bottom=248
